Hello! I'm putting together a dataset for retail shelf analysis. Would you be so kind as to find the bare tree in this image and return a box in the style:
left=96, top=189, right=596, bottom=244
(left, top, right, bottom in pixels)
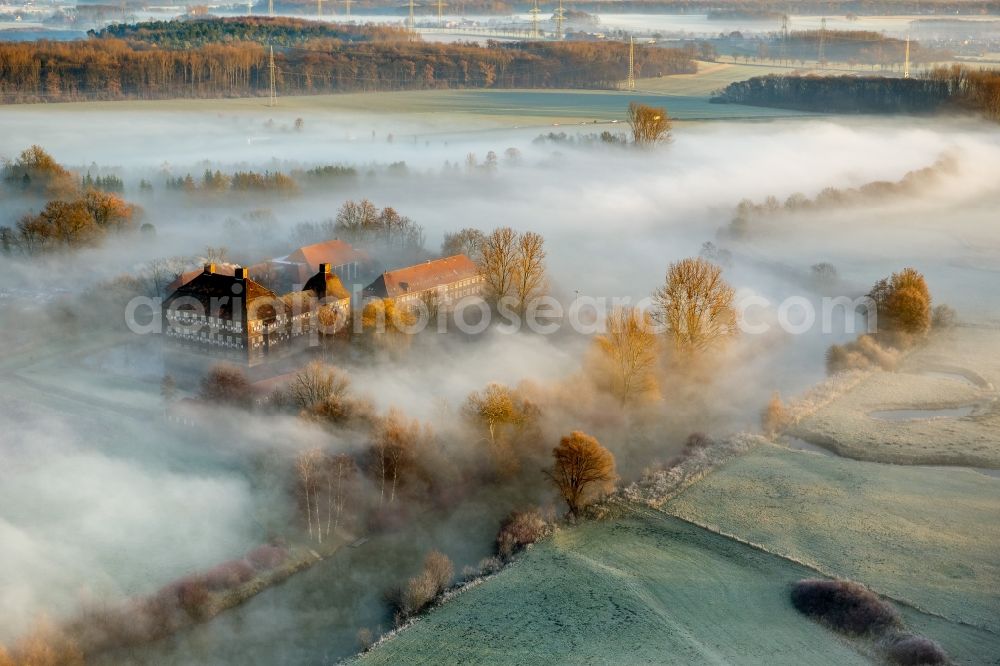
left=626, top=102, right=672, bottom=146
left=514, top=231, right=547, bottom=312
left=368, top=409, right=422, bottom=505
left=291, top=361, right=350, bottom=411
left=594, top=307, right=659, bottom=405
left=296, top=448, right=324, bottom=543
left=544, top=431, right=617, bottom=517
left=480, top=226, right=519, bottom=306
left=441, top=227, right=486, bottom=263
left=480, top=227, right=547, bottom=312
left=652, top=257, right=737, bottom=354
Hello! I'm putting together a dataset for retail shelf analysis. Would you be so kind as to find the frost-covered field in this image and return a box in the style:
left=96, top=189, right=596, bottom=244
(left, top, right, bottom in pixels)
left=357, top=508, right=875, bottom=665
left=791, top=326, right=1000, bottom=466
left=666, top=444, right=1000, bottom=642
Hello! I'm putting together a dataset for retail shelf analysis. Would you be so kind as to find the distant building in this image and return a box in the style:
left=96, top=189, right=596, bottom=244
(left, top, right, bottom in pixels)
left=162, top=262, right=351, bottom=367
left=268, top=239, right=369, bottom=291
left=362, top=254, right=484, bottom=309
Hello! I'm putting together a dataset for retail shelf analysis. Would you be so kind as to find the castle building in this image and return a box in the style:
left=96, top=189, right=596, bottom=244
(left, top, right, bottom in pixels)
left=162, top=262, right=350, bottom=367
left=362, top=254, right=484, bottom=308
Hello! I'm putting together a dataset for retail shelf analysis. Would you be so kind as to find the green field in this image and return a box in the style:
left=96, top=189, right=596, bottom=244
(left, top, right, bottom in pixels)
left=6, top=61, right=816, bottom=127
left=360, top=508, right=875, bottom=665
left=666, top=445, right=1000, bottom=636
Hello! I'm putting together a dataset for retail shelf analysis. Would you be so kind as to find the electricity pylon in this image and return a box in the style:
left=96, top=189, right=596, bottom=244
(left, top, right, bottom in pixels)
left=407, top=0, right=415, bottom=30
left=247, top=0, right=252, bottom=15
left=268, top=0, right=274, bottom=16
left=780, top=14, right=789, bottom=65
left=554, top=0, right=565, bottom=40
left=268, top=46, right=277, bottom=107
left=626, top=35, right=635, bottom=90
left=529, top=0, right=540, bottom=39
left=818, top=17, right=827, bottom=68
left=903, top=33, right=911, bottom=78
left=317, top=0, right=322, bottom=17
left=437, top=0, right=444, bottom=20
left=345, top=0, right=350, bottom=16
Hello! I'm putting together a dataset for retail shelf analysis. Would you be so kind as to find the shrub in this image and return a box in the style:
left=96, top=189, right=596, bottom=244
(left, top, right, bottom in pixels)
left=246, top=544, right=289, bottom=570
left=356, top=627, right=374, bottom=652
left=423, top=550, right=454, bottom=595
left=200, top=559, right=255, bottom=590
left=399, top=572, right=437, bottom=619
left=881, top=632, right=949, bottom=665
left=790, top=579, right=901, bottom=635
left=497, top=508, right=549, bottom=559
left=176, top=580, right=212, bottom=620
left=394, top=550, right=455, bottom=621
left=931, top=304, right=956, bottom=329
left=761, top=392, right=788, bottom=435
left=683, top=432, right=713, bottom=452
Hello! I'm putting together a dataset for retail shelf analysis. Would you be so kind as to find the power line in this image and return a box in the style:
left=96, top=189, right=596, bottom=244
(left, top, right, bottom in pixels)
left=268, top=44, right=277, bottom=106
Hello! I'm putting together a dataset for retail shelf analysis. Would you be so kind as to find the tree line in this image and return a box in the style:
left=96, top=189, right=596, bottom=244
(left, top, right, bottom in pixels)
left=712, top=67, right=1000, bottom=121
left=0, top=19, right=695, bottom=103
left=92, top=16, right=409, bottom=48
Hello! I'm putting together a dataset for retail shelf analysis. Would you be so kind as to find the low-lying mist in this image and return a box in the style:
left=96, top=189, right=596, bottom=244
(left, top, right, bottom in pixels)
left=1, top=102, right=998, bottom=661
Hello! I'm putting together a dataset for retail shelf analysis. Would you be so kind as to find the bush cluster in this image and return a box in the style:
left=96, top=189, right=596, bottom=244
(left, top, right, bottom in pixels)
left=790, top=579, right=901, bottom=635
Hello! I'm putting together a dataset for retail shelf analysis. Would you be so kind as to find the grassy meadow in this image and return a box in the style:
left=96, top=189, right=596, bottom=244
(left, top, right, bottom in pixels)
left=665, top=444, right=1000, bottom=636
left=359, top=508, right=874, bottom=665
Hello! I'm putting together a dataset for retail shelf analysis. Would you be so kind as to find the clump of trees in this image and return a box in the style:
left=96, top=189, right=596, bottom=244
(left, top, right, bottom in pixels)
left=1, top=146, right=140, bottom=255
left=713, top=67, right=1000, bottom=122
left=760, top=391, right=788, bottom=435
left=332, top=199, right=424, bottom=253
left=479, top=226, right=547, bottom=314
left=2, top=145, right=77, bottom=198
left=652, top=257, right=737, bottom=354
left=826, top=267, right=937, bottom=375
left=165, top=169, right=298, bottom=195
left=626, top=101, right=672, bottom=146
left=544, top=431, right=617, bottom=518
left=0, top=24, right=694, bottom=103
left=295, top=448, right=357, bottom=544
left=725, top=157, right=955, bottom=238
left=441, top=227, right=486, bottom=263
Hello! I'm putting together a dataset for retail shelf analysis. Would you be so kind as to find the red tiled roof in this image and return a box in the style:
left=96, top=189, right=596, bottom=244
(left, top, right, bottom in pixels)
left=365, top=255, right=480, bottom=299
left=286, top=240, right=368, bottom=272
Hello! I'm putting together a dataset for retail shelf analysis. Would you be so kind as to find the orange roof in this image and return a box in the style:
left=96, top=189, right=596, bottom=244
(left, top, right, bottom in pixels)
left=365, top=255, right=480, bottom=299
left=286, top=240, right=368, bottom=272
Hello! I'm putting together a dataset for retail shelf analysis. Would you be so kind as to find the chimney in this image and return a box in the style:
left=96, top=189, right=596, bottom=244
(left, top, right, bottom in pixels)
left=204, top=263, right=216, bottom=275
left=235, top=267, right=249, bottom=280
left=320, top=262, right=331, bottom=275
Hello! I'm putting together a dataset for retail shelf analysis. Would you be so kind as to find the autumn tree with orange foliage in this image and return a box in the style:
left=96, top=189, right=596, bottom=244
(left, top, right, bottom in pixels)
left=626, top=102, right=672, bottom=146
left=868, top=267, right=932, bottom=339
left=545, top=431, right=617, bottom=518
left=652, top=257, right=737, bottom=354
left=593, top=306, right=659, bottom=406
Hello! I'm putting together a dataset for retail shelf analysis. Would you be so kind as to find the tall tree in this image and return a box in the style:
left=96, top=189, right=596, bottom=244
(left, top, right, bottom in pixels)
left=652, top=257, right=737, bottom=354
left=594, top=307, right=659, bottom=406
